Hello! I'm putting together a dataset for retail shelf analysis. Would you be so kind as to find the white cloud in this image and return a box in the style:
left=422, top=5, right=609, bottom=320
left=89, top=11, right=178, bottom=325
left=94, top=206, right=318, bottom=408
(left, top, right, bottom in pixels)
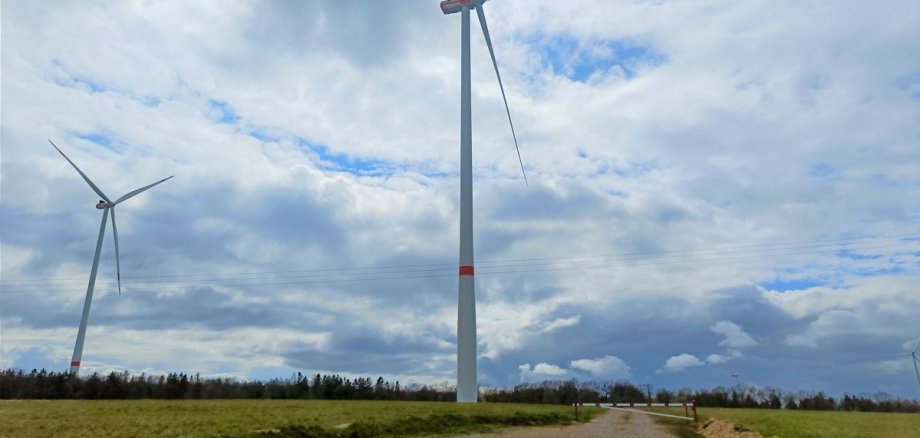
left=658, top=322, right=752, bottom=372
left=786, top=310, right=862, bottom=348
left=764, top=277, right=920, bottom=320
left=533, top=363, right=567, bottom=376
left=519, top=355, right=632, bottom=381
left=518, top=362, right=569, bottom=381
left=477, top=300, right=576, bottom=360
left=706, top=350, right=743, bottom=365
left=659, top=354, right=705, bottom=373
left=542, top=315, right=581, bottom=333
left=570, top=355, right=631, bottom=379
left=711, top=321, right=757, bottom=349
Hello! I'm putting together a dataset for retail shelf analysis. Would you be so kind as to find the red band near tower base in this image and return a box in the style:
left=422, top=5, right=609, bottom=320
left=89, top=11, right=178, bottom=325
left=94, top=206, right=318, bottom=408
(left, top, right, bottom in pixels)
left=71, top=361, right=80, bottom=367
left=459, top=265, right=474, bottom=276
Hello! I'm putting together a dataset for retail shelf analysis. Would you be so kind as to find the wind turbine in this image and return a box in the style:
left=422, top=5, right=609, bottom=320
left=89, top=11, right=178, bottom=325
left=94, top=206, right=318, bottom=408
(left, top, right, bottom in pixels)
left=49, top=140, right=173, bottom=374
left=440, top=0, right=527, bottom=403
left=910, top=339, right=920, bottom=393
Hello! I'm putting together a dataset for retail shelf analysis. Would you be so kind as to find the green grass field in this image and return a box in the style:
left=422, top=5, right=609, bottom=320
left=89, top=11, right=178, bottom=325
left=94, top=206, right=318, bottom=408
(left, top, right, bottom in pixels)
left=0, top=400, right=599, bottom=438
left=646, top=407, right=920, bottom=438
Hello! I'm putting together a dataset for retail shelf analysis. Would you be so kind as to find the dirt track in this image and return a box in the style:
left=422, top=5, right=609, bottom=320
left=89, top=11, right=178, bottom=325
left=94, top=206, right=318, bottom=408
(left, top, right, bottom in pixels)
left=450, top=408, right=678, bottom=437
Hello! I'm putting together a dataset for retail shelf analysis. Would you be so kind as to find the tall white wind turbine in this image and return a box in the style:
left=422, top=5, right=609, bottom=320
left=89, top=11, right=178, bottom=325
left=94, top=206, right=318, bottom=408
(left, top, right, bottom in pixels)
left=49, top=140, right=173, bottom=374
left=440, top=0, right=527, bottom=403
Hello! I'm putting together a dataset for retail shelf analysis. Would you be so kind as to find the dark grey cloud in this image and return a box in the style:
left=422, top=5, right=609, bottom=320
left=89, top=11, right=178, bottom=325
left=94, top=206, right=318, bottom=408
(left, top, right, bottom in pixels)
left=467, top=283, right=917, bottom=395
left=283, top=325, right=453, bottom=376
left=484, top=182, right=623, bottom=222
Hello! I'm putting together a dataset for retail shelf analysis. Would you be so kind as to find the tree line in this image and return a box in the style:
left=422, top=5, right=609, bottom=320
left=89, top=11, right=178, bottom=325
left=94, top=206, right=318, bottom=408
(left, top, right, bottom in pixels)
left=0, top=369, right=453, bottom=401
left=2, top=369, right=917, bottom=413
left=678, top=384, right=920, bottom=413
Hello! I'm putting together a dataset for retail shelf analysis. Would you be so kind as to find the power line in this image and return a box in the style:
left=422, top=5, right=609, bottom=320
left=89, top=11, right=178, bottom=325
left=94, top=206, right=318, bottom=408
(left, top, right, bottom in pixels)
left=3, top=234, right=914, bottom=285
left=3, top=238, right=915, bottom=289
left=1, top=236, right=915, bottom=294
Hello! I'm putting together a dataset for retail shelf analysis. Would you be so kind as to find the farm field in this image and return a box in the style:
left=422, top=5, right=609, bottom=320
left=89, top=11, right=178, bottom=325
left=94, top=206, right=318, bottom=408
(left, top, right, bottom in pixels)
left=646, top=406, right=920, bottom=438
left=0, top=399, right=598, bottom=438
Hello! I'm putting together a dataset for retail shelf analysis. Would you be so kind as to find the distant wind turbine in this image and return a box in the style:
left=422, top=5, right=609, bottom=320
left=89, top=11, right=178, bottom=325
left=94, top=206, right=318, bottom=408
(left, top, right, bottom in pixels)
left=911, top=339, right=920, bottom=393
left=440, top=0, right=528, bottom=403
left=50, top=140, right=173, bottom=374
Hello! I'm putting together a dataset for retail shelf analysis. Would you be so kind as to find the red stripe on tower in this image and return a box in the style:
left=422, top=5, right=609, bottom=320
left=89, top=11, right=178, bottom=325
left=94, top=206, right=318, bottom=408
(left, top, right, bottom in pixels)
left=459, top=265, right=475, bottom=276
left=71, top=361, right=80, bottom=366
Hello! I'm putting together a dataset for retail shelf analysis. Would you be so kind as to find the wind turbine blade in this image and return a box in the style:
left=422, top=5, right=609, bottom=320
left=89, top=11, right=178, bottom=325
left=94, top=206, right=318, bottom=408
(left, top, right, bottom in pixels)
left=114, top=175, right=174, bottom=205
left=48, top=140, right=112, bottom=203
left=913, top=352, right=920, bottom=392
left=913, top=339, right=919, bottom=354
left=111, top=207, right=122, bottom=295
left=475, top=5, right=528, bottom=187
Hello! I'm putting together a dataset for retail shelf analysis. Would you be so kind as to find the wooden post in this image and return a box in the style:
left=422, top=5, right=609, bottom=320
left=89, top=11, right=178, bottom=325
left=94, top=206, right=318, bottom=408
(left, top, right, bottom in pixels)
left=691, top=401, right=698, bottom=422
left=573, top=402, right=579, bottom=421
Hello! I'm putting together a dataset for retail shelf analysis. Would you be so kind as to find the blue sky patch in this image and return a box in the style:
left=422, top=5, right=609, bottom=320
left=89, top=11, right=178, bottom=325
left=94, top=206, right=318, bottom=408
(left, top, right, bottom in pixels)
left=535, top=35, right=665, bottom=82
left=141, top=96, right=161, bottom=108
left=804, top=74, right=828, bottom=91
left=50, top=59, right=106, bottom=93
left=297, top=139, right=396, bottom=177
left=809, top=162, right=837, bottom=180
left=895, top=73, right=920, bottom=100
left=51, top=59, right=164, bottom=107
left=868, top=173, right=899, bottom=187
left=835, top=249, right=882, bottom=261
left=248, top=130, right=280, bottom=143
left=209, top=99, right=239, bottom=124
left=76, top=132, right=121, bottom=152
left=420, top=170, right=453, bottom=179
left=851, top=266, right=904, bottom=277
left=760, top=277, right=826, bottom=292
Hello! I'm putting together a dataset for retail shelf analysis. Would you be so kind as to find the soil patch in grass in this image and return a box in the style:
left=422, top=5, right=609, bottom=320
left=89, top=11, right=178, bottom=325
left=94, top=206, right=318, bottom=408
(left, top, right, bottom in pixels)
left=698, top=419, right=769, bottom=438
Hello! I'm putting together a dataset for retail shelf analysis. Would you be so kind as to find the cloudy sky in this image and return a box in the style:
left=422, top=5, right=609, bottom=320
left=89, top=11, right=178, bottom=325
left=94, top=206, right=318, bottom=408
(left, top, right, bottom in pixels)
left=2, top=0, right=919, bottom=398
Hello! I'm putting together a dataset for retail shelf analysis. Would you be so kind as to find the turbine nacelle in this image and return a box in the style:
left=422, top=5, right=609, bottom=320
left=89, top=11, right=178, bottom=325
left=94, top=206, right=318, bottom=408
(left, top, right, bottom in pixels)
left=96, top=200, right=112, bottom=209
left=440, top=0, right=485, bottom=15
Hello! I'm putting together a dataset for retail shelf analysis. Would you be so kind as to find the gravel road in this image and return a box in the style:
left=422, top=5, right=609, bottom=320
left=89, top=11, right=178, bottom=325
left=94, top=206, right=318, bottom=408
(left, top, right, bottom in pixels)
left=449, top=408, right=678, bottom=438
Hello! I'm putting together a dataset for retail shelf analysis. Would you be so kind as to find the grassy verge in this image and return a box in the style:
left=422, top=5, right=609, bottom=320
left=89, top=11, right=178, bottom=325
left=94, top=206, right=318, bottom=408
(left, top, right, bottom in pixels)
left=640, top=408, right=920, bottom=438
left=0, top=400, right=600, bottom=438
left=696, top=407, right=920, bottom=438
left=648, top=416, right=704, bottom=438
left=638, top=406, right=920, bottom=438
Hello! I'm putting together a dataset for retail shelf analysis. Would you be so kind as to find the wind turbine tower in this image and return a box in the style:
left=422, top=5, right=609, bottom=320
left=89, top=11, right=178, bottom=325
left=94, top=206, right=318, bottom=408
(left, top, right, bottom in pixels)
left=50, top=140, right=173, bottom=374
left=440, top=0, right=527, bottom=403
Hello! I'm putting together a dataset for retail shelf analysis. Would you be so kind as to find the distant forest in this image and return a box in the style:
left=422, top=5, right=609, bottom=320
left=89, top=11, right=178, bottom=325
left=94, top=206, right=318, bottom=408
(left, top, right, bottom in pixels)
left=1, top=368, right=917, bottom=413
